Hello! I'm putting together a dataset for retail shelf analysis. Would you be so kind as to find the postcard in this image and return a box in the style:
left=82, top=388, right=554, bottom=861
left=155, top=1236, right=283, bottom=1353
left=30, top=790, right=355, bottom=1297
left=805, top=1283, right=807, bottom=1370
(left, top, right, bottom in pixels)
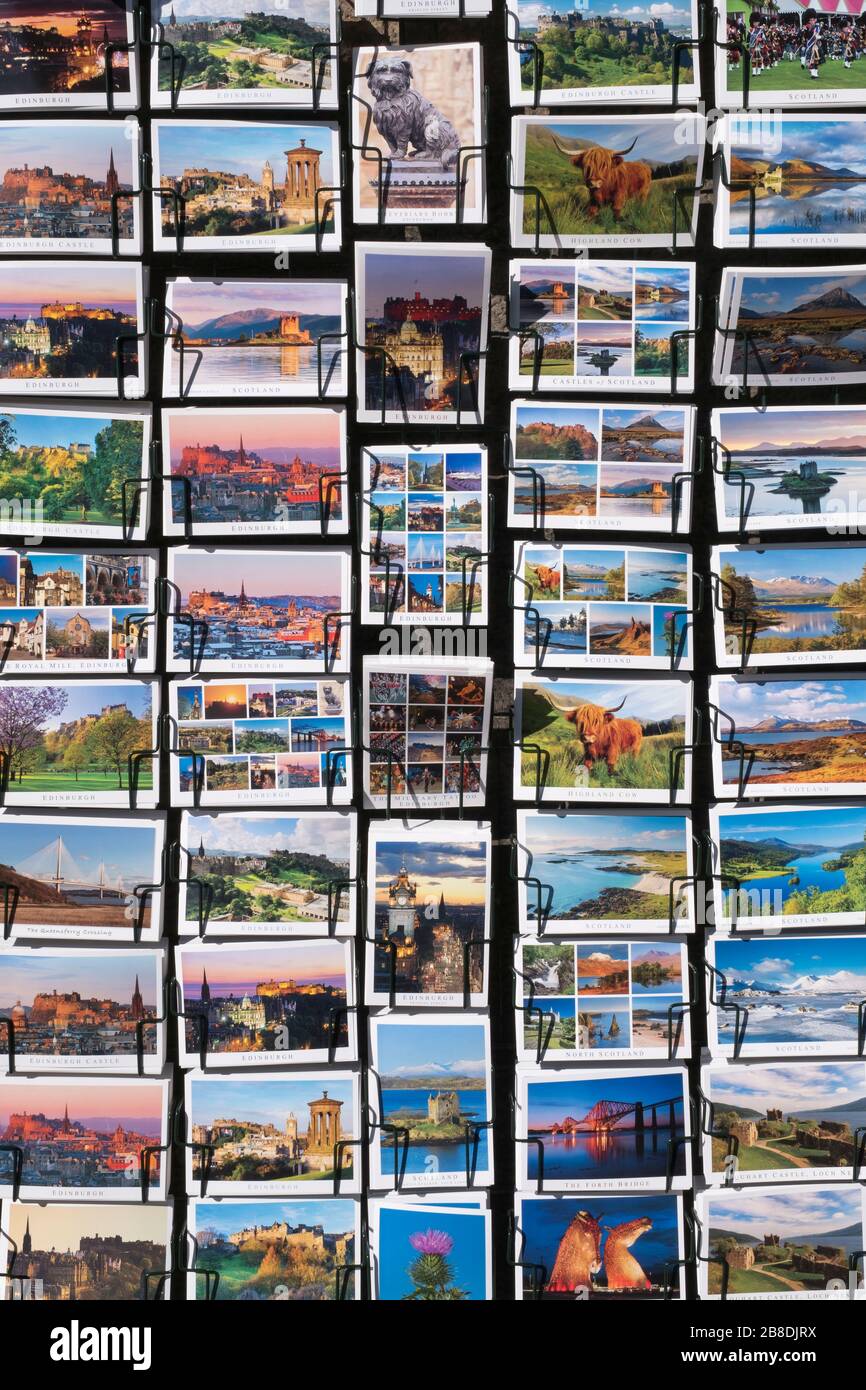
left=362, top=657, right=494, bottom=811
left=0, top=945, right=165, bottom=1075
left=160, top=406, right=348, bottom=535
left=509, top=259, right=696, bottom=392
left=151, top=0, right=339, bottom=110
left=706, top=933, right=866, bottom=1059
left=711, top=405, right=866, bottom=534
left=165, top=547, right=352, bottom=674
left=507, top=400, right=695, bottom=534
left=0, top=261, right=146, bottom=398
left=0, top=404, right=151, bottom=543
left=366, top=820, right=490, bottom=1009
left=361, top=442, right=488, bottom=626
left=375, top=1191, right=488, bottom=1211
left=0, top=812, right=164, bottom=943
left=185, top=1196, right=361, bottom=1300
left=176, top=938, right=356, bottom=1067
left=696, top=1186, right=865, bottom=1301
left=716, top=3, right=866, bottom=110
left=709, top=673, right=866, bottom=800
left=162, top=278, right=347, bottom=401
left=0, top=678, right=158, bottom=808
left=0, top=1203, right=172, bottom=1301
left=701, top=1060, right=866, bottom=1187
left=709, top=801, right=866, bottom=933
left=352, top=43, right=485, bottom=226
left=514, top=540, right=693, bottom=672
left=168, top=676, right=352, bottom=806
left=176, top=811, right=356, bottom=937
left=370, top=1200, right=491, bottom=1301
left=184, top=1071, right=361, bottom=1197
left=151, top=119, right=341, bottom=253
left=515, top=808, right=695, bottom=935
left=510, top=115, right=705, bottom=251
left=0, top=3, right=139, bottom=112
left=515, top=1065, right=692, bottom=1193
left=355, top=243, right=491, bottom=426
left=0, top=1075, right=170, bottom=1201
left=514, top=1192, right=685, bottom=1300
left=516, top=938, right=690, bottom=1064
left=368, top=1014, right=493, bottom=1189
left=513, top=673, right=692, bottom=805
left=713, top=265, right=866, bottom=389
left=0, top=547, right=156, bottom=674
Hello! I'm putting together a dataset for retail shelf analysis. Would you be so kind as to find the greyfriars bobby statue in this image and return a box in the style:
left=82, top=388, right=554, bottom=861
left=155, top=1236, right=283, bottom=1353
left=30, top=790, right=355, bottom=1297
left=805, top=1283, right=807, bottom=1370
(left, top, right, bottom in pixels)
left=365, top=55, right=461, bottom=171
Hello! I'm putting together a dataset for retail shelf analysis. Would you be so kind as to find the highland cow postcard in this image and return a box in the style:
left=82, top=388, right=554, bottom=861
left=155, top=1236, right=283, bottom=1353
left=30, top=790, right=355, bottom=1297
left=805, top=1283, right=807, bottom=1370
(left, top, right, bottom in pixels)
left=514, top=1192, right=685, bottom=1300
left=696, top=1186, right=865, bottom=1301
left=161, top=406, right=348, bottom=535
left=176, top=938, right=356, bottom=1067
left=351, top=42, right=484, bottom=225
left=711, top=405, right=866, bottom=534
left=701, top=1059, right=866, bottom=1187
left=514, top=539, right=693, bottom=671
left=355, top=242, right=491, bottom=426
left=515, top=808, right=694, bottom=935
left=516, top=937, right=690, bottom=1064
left=0, top=811, right=165, bottom=943
left=709, top=673, right=866, bottom=799
left=0, top=945, right=165, bottom=1074
left=371, top=1201, right=491, bottom=1301
left=0, top=678, right=158, bottom=808
left=0, top=1075, right=169, bottom=1200
left=151, top=0, right=339, bottom=109
left=513, top=673, right=692, bottom=804
left=368, top=1014, right=493, bottom=1189
left=706, top=933, right=866, bottom=1059
left=366, top=820, right=491, bottom=1009
left=361, top=442, right=488, bottom=626
left=510, top=114, right=705, bottom=250
left=507, top=400, right=695, bottom=534
left=716, top=3, right=866, bottom=111
left=0, top=261, right=146, bottom=397
left=515, top=1065, right=692, bottom=1192
left=362, top=656, right=494, bottom=811
left=165, top=547, right=352, bottom=674
left=184, top=1071, right=361, bottom=1197
left=168, top=675, right=352, bottom=805
left=0, top=1202, right=172, bottom=1301
left=508, top=259, right=696, bottom=391
left=0, top=2, right=138, bottom=111
left=177, top=810, right=356, bottom=937
left=507, top=0, right=699, bottom=107
left=151, top=119, right=341, bottom=253
left=186, top=1197, right=361, bottom=1300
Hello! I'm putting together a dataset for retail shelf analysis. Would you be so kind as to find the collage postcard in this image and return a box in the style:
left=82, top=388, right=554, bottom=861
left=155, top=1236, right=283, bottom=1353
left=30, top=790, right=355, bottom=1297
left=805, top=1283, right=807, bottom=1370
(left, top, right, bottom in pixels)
left=0, top=2, right=140, bottom=112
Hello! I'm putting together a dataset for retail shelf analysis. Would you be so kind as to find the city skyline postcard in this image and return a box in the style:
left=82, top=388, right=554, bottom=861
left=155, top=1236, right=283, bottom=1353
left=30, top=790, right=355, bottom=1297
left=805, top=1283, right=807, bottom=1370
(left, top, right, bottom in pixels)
left=163, top=277, right=347, bottom=400
left=0, top=2, right=138, bottom=111
left=0, top=1201, right=172, bottom=1301
left=716, top=1, right=866, bottom=110
left=151, top=118, right=341, bottom=253
left=372, top=1201, right=491, bottom=1301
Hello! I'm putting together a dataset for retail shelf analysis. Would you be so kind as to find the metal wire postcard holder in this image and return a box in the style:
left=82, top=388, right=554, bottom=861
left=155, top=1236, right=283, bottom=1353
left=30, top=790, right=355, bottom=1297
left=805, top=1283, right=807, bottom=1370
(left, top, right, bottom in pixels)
left=115, top=294, right=152, bottom=404
left=711, top=292, right=773, bottom=403
left=163, top=711, right=206, bottom=809
left=707, top=698, right=755, bottom=800
left=104, top=0, right=144, bottom=113
left=705, top=960, right=750, bottom=1059
left=165, top=841, right=215, bottom=939
left=506, top=1208, right=547, bottom=1301
left=710, top=435, right=756, bottom=534
left=509, top=831, right=553, bottom=935
left=714, top=147, right=758, bottom=252
left=712, top=5, right=752, bottom=111
left=710, top=568, right=758, bottom=670
left=359, top=491, right=407, bottom=625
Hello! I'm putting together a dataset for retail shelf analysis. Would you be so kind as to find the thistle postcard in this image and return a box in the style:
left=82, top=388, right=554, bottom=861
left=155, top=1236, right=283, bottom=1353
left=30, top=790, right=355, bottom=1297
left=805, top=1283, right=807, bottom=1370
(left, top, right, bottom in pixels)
left=0, top=1203, right=172, bottom=1302
left=716, top=3, right=866, bottom=111
left=0, top=1075, right=169, bottom=1200
left=168, top=675, right=352, bottom=805
left=701, top=1060, right=866, bottom=1187
left=0, top=2, right=139, bottom=111
left=371, top=1201, right=491, bottom=1301
left=177, top=810, right=356, bottom=937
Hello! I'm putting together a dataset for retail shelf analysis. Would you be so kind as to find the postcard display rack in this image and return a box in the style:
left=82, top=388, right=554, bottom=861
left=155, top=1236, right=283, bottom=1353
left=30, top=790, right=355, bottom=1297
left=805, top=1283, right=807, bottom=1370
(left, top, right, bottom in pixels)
left=1, top=0, right=866, bottom=1313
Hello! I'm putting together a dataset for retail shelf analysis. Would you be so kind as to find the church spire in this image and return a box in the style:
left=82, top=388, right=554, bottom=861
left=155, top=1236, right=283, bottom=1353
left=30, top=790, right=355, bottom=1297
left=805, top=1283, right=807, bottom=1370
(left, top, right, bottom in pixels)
left=201, top=968, right=210, bottom=1004
left=131, top=974, right=144, bottom=1022
left=238, top=433, right=245, bottom=468
left=23, top=1217, right=31, bottom=1255
left=106, top=146, right=119, bottom=198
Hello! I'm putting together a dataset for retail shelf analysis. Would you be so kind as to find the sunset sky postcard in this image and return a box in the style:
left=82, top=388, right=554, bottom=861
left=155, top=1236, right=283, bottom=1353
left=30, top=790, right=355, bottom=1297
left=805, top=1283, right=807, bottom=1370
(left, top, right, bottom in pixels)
left=0, top=124, right=135, bottom=183
left=167, top=410, right=342, bottom=466
left=0, top=264, right=139, bottom=318
left=0, top=952, right=159, bottom=1009
left=180, top=940, right=349, bottom=998
left=0, top=1078, right=163, bottom=1133
left=171, top=549, right=343, bottom=602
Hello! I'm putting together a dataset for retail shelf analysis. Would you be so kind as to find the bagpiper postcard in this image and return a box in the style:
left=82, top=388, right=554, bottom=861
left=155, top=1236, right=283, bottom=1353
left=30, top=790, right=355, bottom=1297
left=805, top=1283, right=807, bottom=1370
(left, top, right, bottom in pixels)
left=716, top=3, right=866, bottom=110
left=516, top=937, right=690, bottom=1064
left=508, top=258, right=695, bottom=392
left=0, top=1075, right=170, bottom=1201
left=361, top=442, right=488, bottom=626
left=370, top=1200, right=491, bottom=1301
left=0, top=811, right=164, bottom=943
left=0, top=1203, right=172, bottom=1301
left=0, top=2, right=139, bottom=111
left=150, top=0, right=339, bottom=109
left=177, top=810, right=356, bottom=937
left=168, top=675, right=352, bottom=806
left=162, top=278, right=347, bottom=401
left=515, top=807, right=695, bottom=935
left=0, top=945, right=165, bottom=1074
left=151, top=119, right=341, bottom=253
left=507, top=400, right=695, bottom=534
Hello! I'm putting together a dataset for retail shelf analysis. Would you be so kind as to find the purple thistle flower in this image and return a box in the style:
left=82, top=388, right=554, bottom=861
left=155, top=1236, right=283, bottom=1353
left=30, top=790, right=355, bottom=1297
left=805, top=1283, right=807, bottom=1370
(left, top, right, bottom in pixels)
left=409, top=1228, right=453, bottom=1256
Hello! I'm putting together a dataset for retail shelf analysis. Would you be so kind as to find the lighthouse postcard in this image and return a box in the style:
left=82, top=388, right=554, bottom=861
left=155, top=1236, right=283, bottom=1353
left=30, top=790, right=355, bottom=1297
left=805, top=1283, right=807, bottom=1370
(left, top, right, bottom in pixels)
left=0, top=2, right=139, bottom=112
